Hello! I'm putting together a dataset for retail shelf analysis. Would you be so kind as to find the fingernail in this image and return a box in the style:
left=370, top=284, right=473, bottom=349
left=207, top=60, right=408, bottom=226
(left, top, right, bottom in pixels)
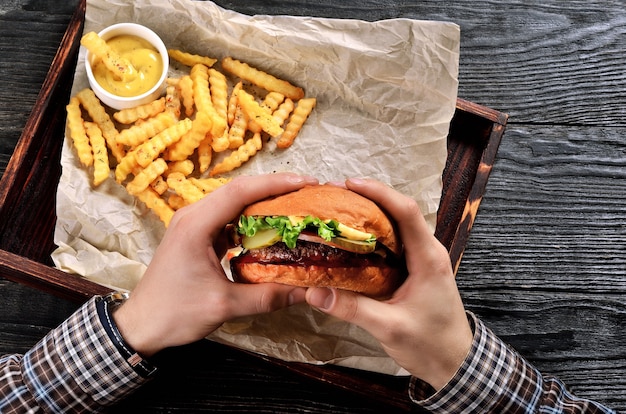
left=347, top=177, right=366, bottom=185
left=287, top=175, right=317, bottom=184
left=308, top=287, right=334, bottom=310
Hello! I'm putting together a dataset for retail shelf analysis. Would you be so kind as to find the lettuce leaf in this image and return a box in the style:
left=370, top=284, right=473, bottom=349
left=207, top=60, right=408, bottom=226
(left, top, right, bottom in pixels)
left=237, top=215, right=340, bottom=249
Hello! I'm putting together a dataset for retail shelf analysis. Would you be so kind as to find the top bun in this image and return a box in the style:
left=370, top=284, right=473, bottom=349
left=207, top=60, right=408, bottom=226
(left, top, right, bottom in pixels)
left=242, top=184, right=402, bottom=256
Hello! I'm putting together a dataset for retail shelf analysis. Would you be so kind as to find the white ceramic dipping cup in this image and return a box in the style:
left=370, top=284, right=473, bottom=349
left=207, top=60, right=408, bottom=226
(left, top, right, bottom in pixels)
left=84, top=23, right=169, bottom=110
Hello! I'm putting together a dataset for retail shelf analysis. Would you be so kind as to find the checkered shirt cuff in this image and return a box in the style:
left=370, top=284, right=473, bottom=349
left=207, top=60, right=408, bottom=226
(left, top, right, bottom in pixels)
left=408, top=311, right=617, bottom=413
left=21, top=297, right=150, bottom=412
left=408, top=311, right=520, bottom=412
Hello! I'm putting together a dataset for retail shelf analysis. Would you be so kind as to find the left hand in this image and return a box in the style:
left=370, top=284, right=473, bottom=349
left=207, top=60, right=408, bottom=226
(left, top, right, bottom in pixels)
left=113, top=173, right=319, bottom=356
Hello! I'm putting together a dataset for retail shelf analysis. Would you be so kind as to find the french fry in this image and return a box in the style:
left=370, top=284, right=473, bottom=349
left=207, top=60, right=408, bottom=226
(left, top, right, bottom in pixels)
left=264, top=92, right=287, bottom=109
left=165, top=85, right=181, bottom=119
left=227, top=81, right=243, bottom=125
left=81, top=31, right=137, bottom=82
left=190, top=64, right=227, bottom=137
left=84, top=121, right=110, bottom=186
left=236, top=89, right=284, bottom=137
left=65, top=97, right=93, bottom=167
left=167, top=172, right=206, bottom=204
left=277, top=97, right=316, bottom=149
left=135, top=118, right=193, bottom=168
left=135, top=187, right=175, bottom=227
left=248, top=91, right=285, bottom=133
left=209, top=68, right=229, bottom=123
left=210, top=132, right=262, bottom=176
left=113, top=97, right=166, bottom=124
left=168, top=49, right=217, bottom=68
left=178, top=75, right=195, bottom=117
left=166, top=159, right=195, bottom=177
left=189, top=64, right=211, bottom=114
left=165, top=110, right=212, bottom=161
left=76, top=88, right=125, bottom=162
left=227, top=103, right=248, bottom=149
left=126, top=158, right=168, bottom=195
left=272, top=98, right=295, bottom=127
left=115, top=147, right=141, bottom=183
left=211, top=131, right=230, bottom=153
left=117, top=112, right=176, bottom=147
left=167, top=193, right=188, bottom=210
left=197, top=135, right=213, bottom=173
left=222, top=56, right=304, bottom=100
left=150, top=175, right=168, bottom=195
left=189, top=177, right=231, bottom=194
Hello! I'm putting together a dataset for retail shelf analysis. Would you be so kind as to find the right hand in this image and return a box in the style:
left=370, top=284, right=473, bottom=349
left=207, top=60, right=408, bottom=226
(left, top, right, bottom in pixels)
left=114, top=173, right=318, bottom=357
left=306, top=178, right=473, bottom=390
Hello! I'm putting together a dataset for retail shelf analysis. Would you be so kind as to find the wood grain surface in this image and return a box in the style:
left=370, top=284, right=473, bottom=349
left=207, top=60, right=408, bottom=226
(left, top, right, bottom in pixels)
left=1, top=0, right=625, bottom=412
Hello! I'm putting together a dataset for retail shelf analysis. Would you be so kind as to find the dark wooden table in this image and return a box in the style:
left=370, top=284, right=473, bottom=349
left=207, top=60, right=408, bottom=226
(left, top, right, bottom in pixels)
left=1, top=0, right=625, bottom=412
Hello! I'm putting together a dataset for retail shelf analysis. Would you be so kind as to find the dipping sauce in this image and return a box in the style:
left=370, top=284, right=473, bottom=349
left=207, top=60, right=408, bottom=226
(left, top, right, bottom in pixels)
left=91, top=34, right=163, bottom=97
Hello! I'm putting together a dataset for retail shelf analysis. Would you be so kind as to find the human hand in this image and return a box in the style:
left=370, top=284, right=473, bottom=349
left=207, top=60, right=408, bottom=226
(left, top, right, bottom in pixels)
left=113, top=173, right=319, bottom=357
left=306, top=178, right=473, bottom=390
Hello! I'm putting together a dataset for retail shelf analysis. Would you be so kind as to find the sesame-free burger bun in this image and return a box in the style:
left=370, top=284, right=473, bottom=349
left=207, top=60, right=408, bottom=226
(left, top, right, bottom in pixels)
left=229, top=184, right=404, bottom=297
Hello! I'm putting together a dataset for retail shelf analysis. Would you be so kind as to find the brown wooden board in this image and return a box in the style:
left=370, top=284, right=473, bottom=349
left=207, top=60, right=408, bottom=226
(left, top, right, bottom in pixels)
left=0, top=0, right=507, bottom=410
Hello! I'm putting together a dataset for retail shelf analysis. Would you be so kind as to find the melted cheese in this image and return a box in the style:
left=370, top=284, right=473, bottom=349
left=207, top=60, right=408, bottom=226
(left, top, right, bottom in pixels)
left=91, top=35, right=163, bottom=97
left=335, top=223, right=373, bottom=241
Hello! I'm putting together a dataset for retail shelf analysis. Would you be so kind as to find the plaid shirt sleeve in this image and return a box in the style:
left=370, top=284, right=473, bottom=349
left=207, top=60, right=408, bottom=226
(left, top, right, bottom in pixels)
left=409, top=312, right=617, bottom=413
left=0, top=297, right=150, bottom=413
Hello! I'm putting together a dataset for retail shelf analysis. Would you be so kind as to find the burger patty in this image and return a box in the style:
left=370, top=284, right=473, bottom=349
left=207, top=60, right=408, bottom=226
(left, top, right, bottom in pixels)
left=233, top=240, right=395, bottom=268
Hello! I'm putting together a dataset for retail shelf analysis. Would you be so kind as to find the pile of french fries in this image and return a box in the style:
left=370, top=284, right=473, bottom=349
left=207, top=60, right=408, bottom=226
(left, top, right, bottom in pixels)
left=67, top=34, right=316, bottom=227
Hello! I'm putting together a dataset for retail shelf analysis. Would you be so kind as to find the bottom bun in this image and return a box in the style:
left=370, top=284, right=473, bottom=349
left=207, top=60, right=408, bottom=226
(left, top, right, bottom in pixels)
left=231, top=262, right=400, bottom=298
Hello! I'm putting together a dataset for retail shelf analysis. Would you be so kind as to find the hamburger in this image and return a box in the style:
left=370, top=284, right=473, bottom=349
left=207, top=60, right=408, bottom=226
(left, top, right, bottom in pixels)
left=229, top=184, right=404, bottom=297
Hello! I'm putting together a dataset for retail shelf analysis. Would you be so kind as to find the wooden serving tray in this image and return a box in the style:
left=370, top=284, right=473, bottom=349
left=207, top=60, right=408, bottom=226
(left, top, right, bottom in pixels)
left=0, top=0, right=507, bottom=409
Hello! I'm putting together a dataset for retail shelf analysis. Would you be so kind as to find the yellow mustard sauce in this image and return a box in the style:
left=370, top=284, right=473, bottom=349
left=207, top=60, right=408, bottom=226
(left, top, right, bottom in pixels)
left=91, top=35, right=163, bottom=97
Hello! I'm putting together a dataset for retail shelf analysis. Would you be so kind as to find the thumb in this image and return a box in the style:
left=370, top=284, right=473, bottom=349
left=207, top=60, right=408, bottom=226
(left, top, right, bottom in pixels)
left=306, top=287, right=388, bottom=332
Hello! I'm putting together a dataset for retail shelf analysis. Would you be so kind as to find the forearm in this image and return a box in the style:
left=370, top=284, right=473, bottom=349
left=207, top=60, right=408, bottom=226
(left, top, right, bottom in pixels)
left=0, top=297, right=150, bottom=413
left=409, top=312, right=616, bottom=413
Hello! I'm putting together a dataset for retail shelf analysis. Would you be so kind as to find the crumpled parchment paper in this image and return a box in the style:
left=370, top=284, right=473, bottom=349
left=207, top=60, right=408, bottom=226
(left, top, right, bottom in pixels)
left=52, top=0, right=460, bottom=375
